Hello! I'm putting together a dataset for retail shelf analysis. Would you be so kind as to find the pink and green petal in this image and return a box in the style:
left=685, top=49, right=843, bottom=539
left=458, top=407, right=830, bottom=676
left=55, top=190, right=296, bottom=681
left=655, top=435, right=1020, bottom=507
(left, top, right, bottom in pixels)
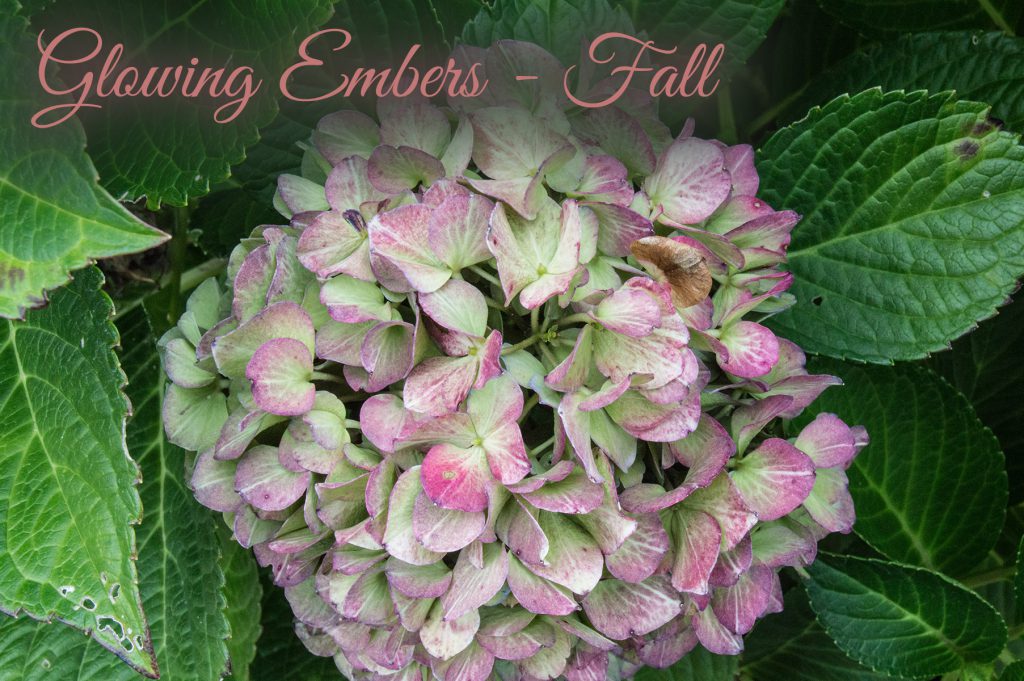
left=731, top=438, right=816, bottom=521
left=605, top=512, right=669, bottom=583
left=420, top=600, right=480, bottom=661
left=383, top=468, right=445, bottom=566
left=419, top=279, right=488, bottom=337
left=275, top=174, right=329, bottom=218
left=429, top=193, right=494, bottom=271
left=297, top=209, right=372, bottom=280
left=692, top=604, right=743, bottom=655
left=430, top=641, right=495, bottom=681
left=519, top=466, right=604, bottom=515
left=440, top=543, right=509, bottom=621
left=163, top=383, right=228, bottom=452
left=421, top=443, right=493, bottom=512
left=385, top=557, right=453, bottom=599
left=716, top=321, right=780, bottom=378
left=668, top=507, right=721, bottom=595
left=525, top=512, right=604, bottom=594
left=506, top=555, right=578, bottom=616
left=368, top=144, right=445, bottom=193
left=190, top=448, right=241, bottom=512
left=235, top=445, right=310, bottom=512
left=802, top=467, right=855, bottom=533
left=685, top=475, right=758, bottom=551
left=212, top=301, right=314, bottom=380
left=643, top=138, right=730, bottom=225
left=581, top=576, right=682, bottom=640
left=313, top=110, right=380, bottom=163
left=795, top=412, right=861, bottom=469
left=246, top=338, right=315, bottom=416
left=361, top=320, right=416, bottom=392
left=413, top=490, right=486, bottom=552
left=403, top=355, right=479, bottom=416
left=591, top=287, right=662, bottom=337
left=369, top=203, right=452, bottom=292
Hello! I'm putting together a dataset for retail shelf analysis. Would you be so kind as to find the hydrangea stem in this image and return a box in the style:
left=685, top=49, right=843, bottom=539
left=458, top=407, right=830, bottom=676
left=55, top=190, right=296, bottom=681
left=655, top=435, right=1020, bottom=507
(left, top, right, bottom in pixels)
left=468, top=265, right=501, bottom=287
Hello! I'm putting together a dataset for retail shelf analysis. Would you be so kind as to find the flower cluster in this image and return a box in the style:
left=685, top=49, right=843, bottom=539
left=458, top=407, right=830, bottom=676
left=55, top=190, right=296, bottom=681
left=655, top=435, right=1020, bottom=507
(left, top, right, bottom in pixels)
left=161, top=40, right=867, bottom=681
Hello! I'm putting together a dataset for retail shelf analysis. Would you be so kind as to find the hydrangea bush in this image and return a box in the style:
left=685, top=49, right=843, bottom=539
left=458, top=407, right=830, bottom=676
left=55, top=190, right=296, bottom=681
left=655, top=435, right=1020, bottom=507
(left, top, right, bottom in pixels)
left=161, top=41, right=867, bottom=681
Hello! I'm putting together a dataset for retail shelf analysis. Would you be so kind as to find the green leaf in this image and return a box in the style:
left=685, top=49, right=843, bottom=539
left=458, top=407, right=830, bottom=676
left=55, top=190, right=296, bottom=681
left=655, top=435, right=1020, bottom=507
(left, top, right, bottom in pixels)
left=929, top=295, right=1024, bottom=503
left=462, top=0, right=635, bottom=67
left=35, top=0, right=334, bottom=207
left=619, top=0, right=785, bottom=80
left=1002, top=660, right=1024, bottom=681
left=0, top=8, right=166, bottom=319
left=119, top=306, right=232, bottom=681
left=796, top=359, right=1007, bottom=577
left=220, top=527, right=262, bottom=681
left=759, top=88, right=1024, bottom=362
left=0, top=615, right=133, bottom=680
left=251, top=576, right=339, bottom=681
left=0, top=267, right=153, bottom=675
left=633, top=645, right=737, bottom=680
left=194, top=189, right=281, bottom=258
left=806, top=554, right=1007, bottom=678
left=816, top=0, right=1022, bottom=35
left=1017, top=535, right=1024, bottom=623
left=793, top=32, right=1024, bottom=133
left=742, top=586, right=904, bottom=681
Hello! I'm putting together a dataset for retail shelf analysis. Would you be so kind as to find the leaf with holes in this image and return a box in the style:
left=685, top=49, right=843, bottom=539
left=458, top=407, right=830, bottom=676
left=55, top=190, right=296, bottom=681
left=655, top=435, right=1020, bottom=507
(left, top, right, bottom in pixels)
left=119, top=306, right=233, bottom=681
left=817, top=0, right=1021, bottom=35
left=794, top=359, right=1006, bottom=577
left=806, top=554, right=1007, bottom=678
left=760, top=89, right=1024, bottom=362
left=0, top=8, right=166, bottom=319
left=33, top=0, right=334, bottom=207
left=0, top=267, right=154, bottom=675
left=742, top=586, right=907, bottom=681
left=0, top=615, right=134, bottom=680
left=792, top=32, right=1024, bottom=132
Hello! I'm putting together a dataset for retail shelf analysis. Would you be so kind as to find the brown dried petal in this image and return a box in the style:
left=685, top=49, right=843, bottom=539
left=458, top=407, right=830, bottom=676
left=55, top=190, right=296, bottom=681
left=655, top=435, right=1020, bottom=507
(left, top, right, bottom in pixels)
left=630, top=236, right=712, bottom=308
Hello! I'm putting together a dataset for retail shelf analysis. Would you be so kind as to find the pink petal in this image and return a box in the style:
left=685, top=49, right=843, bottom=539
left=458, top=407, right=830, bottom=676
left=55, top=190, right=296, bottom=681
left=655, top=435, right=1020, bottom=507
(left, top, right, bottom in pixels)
left=421, top=444, right=493, bottom=512
left=591, top=287, right=662, bottom=337
left=803, top=467, right=855, bottom=533
left=581, top=576, right=682, bottom=640
left=717, top=321, right=779, bottom=378
left=723, top=143, right=759, bottom=197
left=429, top=193, right=494, bottom=271
left=585, top=202, right=654, bottom=257
left=360, top=394, right=423, bottom=453
left=385, top=558, right=453, bottom=599
left=430, top=641, right=494, bottom=681
left=404, top=355, right=479, bottom=416
left=369, top=203, right=451, bottom=293
left=297, top=209, right=372, bottom=280
left=692, top=604, right=743, bottom=655
left=506, top=555, right=578, bottom=616
left=413, top=491, right=486, bottom=552
left=605, top=512, right=669, bottom=583
left=685, top=474, right=758, bottom=551
left=245, top=338, right=314, bottom=416
left=731, top=438, right=816, bottom=521
left=523, top=512, right=604, bottom=594
left=644, top=138, right=730, bottom=224
left=440, top=543, right=509, bottom=621
left=519, top=466, right=604, bottom=515
left=368, top=144, right=445, bottom=193
left=190, top=448, right=241, bottom=512
left=795, top=412, right=861, bottom=469
left=235, top=445, right=310, bottom=512
left=361, top=320, right=415, bottom=392
left=471, top=106, right=570, bottom=180
left=712, top=565, right=775, bottom=635
left=668, top=508, right=721, bottom=595
left=383, top=468, right=445, bottom=566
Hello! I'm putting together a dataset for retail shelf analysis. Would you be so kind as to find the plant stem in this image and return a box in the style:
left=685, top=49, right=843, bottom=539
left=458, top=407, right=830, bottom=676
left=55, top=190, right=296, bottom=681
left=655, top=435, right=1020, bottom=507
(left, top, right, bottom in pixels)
left=531, top=306, right=540, bottom=333
left=312, top=371, right=345, bottom=384
left=167, top=205, right=191, bottom=322
left=518, top=393, right=540, bottom=424
left=717, top=84, right=738, bottom=145
left=530, top=434, right=556, bottom=457
left=502, top=333, right=544, bottom=355
left=979, top=0, right=1015, bottom=34
left=469, top=265, right=501, bottom=287
left=556, top=312, right=592, bottom=327
left=742, top=85, right=808, bottom=139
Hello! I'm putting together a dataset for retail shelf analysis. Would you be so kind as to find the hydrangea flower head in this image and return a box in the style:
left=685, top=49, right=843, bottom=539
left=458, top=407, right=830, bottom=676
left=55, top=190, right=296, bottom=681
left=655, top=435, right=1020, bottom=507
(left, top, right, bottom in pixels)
left=161, top=40, right=867, bottom=681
